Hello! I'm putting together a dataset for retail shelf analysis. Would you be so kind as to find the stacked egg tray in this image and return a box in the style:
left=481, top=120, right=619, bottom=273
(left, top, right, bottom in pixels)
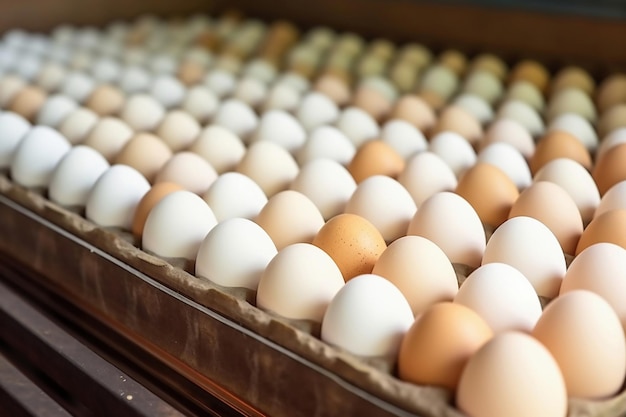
left=1, top=10, right=626, bottom=417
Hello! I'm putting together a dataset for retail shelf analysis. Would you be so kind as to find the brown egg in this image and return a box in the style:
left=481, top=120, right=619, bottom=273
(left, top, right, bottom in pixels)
left=596, top=74, right=626, bottom=114
left=351, top=87, right=392, bottom=122
left=7, top=85, right=47, bottom=122
left=550, top=66, right=595, bottom=97
left=319, top=66, right=352, bottom=86
left=390, top=95, right=436, bottom=133
left=177, top=60, right=206, bottom=86
left=312, top=213, right=386, bottom=281
left=347, top=140, right=405, bottom=183
left=576, top=209, right=626, bottom=255
left=593, top=143, right=626, bottom=196
left=116, top=133, right=173, bottom=183
left=438, top=49, right=467, bottom=76
left=530, top=131, right=592, bottom=174
left=85, top=84, right=126, bottom=117
left=314, top=74, right=351, bottom=106
left=598, top=104, right=626, bottom=139
left=470, top=54, right=508, bottom=80
left=418, top=90, right=446, bottom=112
left=132, top=182, right=185, bottom=239
left=431, top=105, right=483, bottom=145
left=455, top=163, right=519, bottom=228
left=509, top=181, right=583, bottom=255
left=509, top=60, right=550, bottom=93
left=398, top=302, right=493, bottom=391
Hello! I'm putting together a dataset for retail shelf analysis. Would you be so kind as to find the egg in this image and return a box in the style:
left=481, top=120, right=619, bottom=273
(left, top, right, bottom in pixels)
left=547, top=113, right=598, bottom=152
left=295, top=91, right=339, bottom=132
left=59, top=71, right=96, bottom=103
left=534, top=158, right=600, bottom=225
left=477, top=142, right=531, bottom=190
left=497, top=99, right=545, bottom=137
left=257, top=243, right=344, bottom=322
left=48, top=145, right=110, bottom=207
left=530, top=130, right=592, bottom=174
left=296, top=126, right=355, bottom=166
left=407, top=192, right=486, bottom=269
left=469, top=53, right=507, bottom=80
left=351, top=85, right=392, bottom=122
left=181, top=85, right=219, bottom=124
left=290, top=159, right=356, bottom=220
left=508, top=60, right=550, bottom=92
left=389, top=95, right=436, bottom=134
left=461, top=70, right=503, bottom=104
left=313, top=74, right=351, bottom=106
left=456, top=332, right=567, bottom=417
left=321, top=274, right=413, bottom=357
left=132, top=182, right=184, bottom=238
left=546, top=88, right=597, bottom=123
left=85, top=164, right=150, bottom=230
left=504, top=80, right=545, bottom=112
left=598, top=104, right=626, bottom=139
left=232, top=76, right=267, bottom=108
left=429, top=132, right=477, bottom=178
left=335, top=107, right=380, bottom=149
left=481, top=118, right=535, bottom=159
left=532, top=290, right=626, bottom=399
left=452, top=93, right=494, bottom=125
left=35, top=94, right=78, bottom=127
left=142, top=190, right=217, bottom=261
left=57, top=107, right=99, bottom=145
left=155, top=110, right=201, bottom=152
left=312, top=213, right=386, bottom=281
left=482, top=216, right=565, bottom=298
left=0, top=111, right=31, bottom=169
left=454, top=263, right=542, bottom=332
left=155, top=151, right=217, bottom=195
left=251, top=109, right=306, bottom=153
left=398, top=302, right=492, bottom=390
left=120, top=93, right=166, bottom=131
left=196, top=217, right=277, bottom=290
left=7, top=85, right=48, bottom=123
left=119, top=65, right=153, bottom=94
left=82, top=117, right=134, bottom=163
left=202, top=172, right=267, bottom=222
left=255, top=190, right=325, bottom=250
left=576, top=209, right=626, bottom=254
left=203, top=68, right=237, bottom=98
left=10, top=125, right=71, bottom=188
left=347, top=140, right=405, bottom=183
left=430, top=105, right=483, bottom=145
left=115, top=133, right=173, bottom=183
left=398, top=151, right=458, bottom=206
left=509, top=181, right=582, bottom=255
left=593, top=143, right=626, bottom=195
left=380, top=119, right=428, bottom=159
left=418, top=64, right=458, bottom=101
left=595, top=181, right=626, bottom=218
left=262, top=82, right=301, bottom=112
left=595, top=73, right=626, bottom=114
left=212, top=98, right=259, bottom=141
left=372, top=235, right=458, bottom=316
left=150, top=75, right=186, bottom=109
left=84, top=84, right=126, bottom=117
left=236, top=141, right=299, bottom=197
left=550, top=66, right=595, bottom=96
left=90, top=57, right=122, bottom=83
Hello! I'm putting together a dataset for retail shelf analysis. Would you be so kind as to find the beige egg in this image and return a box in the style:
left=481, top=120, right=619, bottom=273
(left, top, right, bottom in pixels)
left=7, top=85, right=47, bottom=123
left=0, top=75, right=26, bottom=108
left=430, top=105, right=483, bottom=145
left=481, top=118, right=535, bottom=159
left=236, top=141, right=299, bottom=197
left=598, top=104, right=626, bottom=139
left=85, top=84, right=126, bottom=117
left=546, top=88, right=597, bottom=123
left=504, top=80, right=545, bottom=112
left=596, top=73, right=626, bottom=114
left=190, top=125, right=246, bottom=174
left=57, top=107, right=99, bottom=145
left=347, top=140, right=405, bottom=183
left=116, top=133, right=173, bottom=183
left=155, top=151, right=217, bottom=194
left=550, top=66, right=595, bottom=96
left=438, top=49, right=467, bottom=76
left=155, top=110, right=201, bottom=152
left=82, top=117, right=134, bottom=163
left=593, top=143, right=626, bottom=195
left=469, top=53, right=508, bottom=80
left=389, top=95, right=436, bottom=134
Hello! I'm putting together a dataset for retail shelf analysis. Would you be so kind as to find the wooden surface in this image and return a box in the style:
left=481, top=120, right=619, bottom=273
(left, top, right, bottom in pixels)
left=0, top=0, right=623, bottom=74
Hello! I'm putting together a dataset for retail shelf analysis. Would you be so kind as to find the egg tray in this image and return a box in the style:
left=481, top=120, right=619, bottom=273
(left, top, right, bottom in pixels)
left=1, top=174, right=626, bottom=417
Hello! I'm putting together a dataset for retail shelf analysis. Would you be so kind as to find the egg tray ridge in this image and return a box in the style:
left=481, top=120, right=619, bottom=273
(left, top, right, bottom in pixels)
left=1, top=174, right=625, bottom=417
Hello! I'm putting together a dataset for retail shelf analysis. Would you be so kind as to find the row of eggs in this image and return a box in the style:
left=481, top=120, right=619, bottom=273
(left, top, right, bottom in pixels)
left=1, top=15, right=626, bottom=417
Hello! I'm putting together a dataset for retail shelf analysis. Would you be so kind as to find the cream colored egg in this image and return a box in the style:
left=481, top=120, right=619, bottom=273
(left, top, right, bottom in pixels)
left=189, top=125, right=246, bottom=174
left=83, top=117, right=134, bottom=163
left=481, top=118, right=535, bottom=159
left=57, top=107, right=99, bottom=145
left=546, top=87, right=597, bottom=123
left=429, top=132, right=477, bottom=178
left=380, top=119, right=428, bottom=159
left=202, top=172, right=267, bottom=222
left=297, top=126, right=356, bottom=166
left=236, top=141, right=299, bottom=197
left=212, top=98, right=259, bottom=141
left=155, top=151, right=217, bottom=195
left=155, top=110, right=201, bottom=152
left=296, top=91, right=340, bottom=131
left=181, top=85, right=219, bottom=124
left=120, top=93, right=165, bottom=131
left=398, top=151, right=458, bottom=206
left=595, top=181, right=626, bottom=218
left=462, top=70, right=503, bottom=104
left=497, top=99, right=545, bottom=137
left=504, top=80, right=545, bottom=112
left=453, top=93, right=494, bottom=125
left=418, top=64, right=458, bottom=100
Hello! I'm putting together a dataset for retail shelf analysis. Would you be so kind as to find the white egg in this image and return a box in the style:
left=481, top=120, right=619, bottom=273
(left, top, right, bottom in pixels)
left=297, top=125, right=356, bottom=166
left=0, top=111, right=31, bottom=168
left=429, top=131, right=477, bottom=178
left=118, top=65, right=153, bottom=94
left=203, top=68, right=237, bottom=98
left=497, top=100, right=545, bottom=137
left=155, top=152, right=217, bottom=195
left=477, top=142, right=532, bottom=190
left=380, top=119, right=428, bottom=159
left=149, top=74, right=186, bottom=109
left=296, top=92, right=339, bottom=131
left=196, top=217, right=277, bottom=290
left=336, top=107, right=380, bottom=149
left=251, top=110, right=306, bottom=153
left=57, top=107, right=99, bottom=145
left=120, top=93, right=165, bottom=131
left=36, top=94, right=78, bottom=127
left=212, top=98, right=259, bottom=141
left=453, top=93, right=494, bottom=125
left=181, top=85, right=219, bottom=124
left=236, top=141, right=299, bottom=197
left=59, top=71, right=96, bottom=103
left=202, top=172, right=267, bottom=222
left=398, top=151, right=458, bottom=206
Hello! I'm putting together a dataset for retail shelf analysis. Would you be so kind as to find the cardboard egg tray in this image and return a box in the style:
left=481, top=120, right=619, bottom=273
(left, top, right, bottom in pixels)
left=2, top=171, right=626, bottom=417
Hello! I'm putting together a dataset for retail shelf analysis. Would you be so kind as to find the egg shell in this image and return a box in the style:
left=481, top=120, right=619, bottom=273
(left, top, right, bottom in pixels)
left=57, top=107, right=99, bottom=145
left=212, top=98, right=259, bottom=141
left=452, top=93, right=494, bottom=125
left=312, top=213, right=386, bottom=281
left=142, top=190, right=217, bottom=261
left=176, top=60, right=206, bottom=86
left=202, top=172, right=267, bottom=222
left=456, top=163, right=519, bottom=228
left=477, top=142, right=531, bottom=190
left=456, top=332, right=567, bottom=417
left=345, top=175, right=416, bottom=243
left=132, top=181, right=184, bottom=238
left=454, top=263, right=542, bottom=333
left=576, top=209, right=626, bottom=254
left=59, top=71, right=96, bottom=103
left=534, top=158, right=600, bottom=225
left=534, top=290, right=626, bottom=399
left=373, top=235, right=458, bottom=316
left=347, top=140, right=405, bottom=183
left=593, top=143, right=626, bottom=196
left=262, top=82, right=301, bottom=113
left=196, top=217, right=277, bottom=291
left=497, top=99, right=545, bottom=137
left=462, top=70, right=503, bottom=104
left=155, top=110, right=201, bottom=152
left=150, top=75, right=186, bottom=109
left=431, top=105, right=483, bottom=145
left=48, top=145, right=110, bottom=207
left=290, top=159, right=356, bottom=221
left=546, top=88, right=597, bottom=123
left=35, top=94, right=78, bottom=127
left=203, top=68, right=237, bottom=98
left=380, top=119, right=428, bottom=159
left=115, top=133, right=173, bottom=183
left=7, top=85, right=48, bottom=123
left=469, top=53, right=508, bottom=80
left=438, top=49, right=467, bottom=76
left=255, top=190, right=325, bottom=251
left=90, top=57, right=122, bottom=83
left=119, top=65, right=153, bottom=94
left=550, top=66, right=595, bottom=96
left=429, top=131, right=477, bottom=178
left=85, top=164, right=150, bottom=230
left=155, top=151, right=217, bottom=195
left=508, top=60, right=550, bottom=92
left=10, top=125, right=71, bottom=188
left=547, top=113, right=598, bottom=152
left=251, top=110, right=306, bottom=153
left=389, top=95, right=436, bottom=134
left=120, top=93, right=166, bottom=132
left=85, top=84, right=126, bottom=117
left=398, top=151, right=458, bottom=206
left=257, top=243, right=344, bottom=321
left=598, top=104, right=626, bottom=139
left=236, top=141, right=299, bottom=197
left=418, top=64, right=458, bottom=100
left=389, top=61, right=419, bottom=93
left=398, top=302, right=492, bottom=390
left=0, top=75, right=26, bottom=108
left=510, top=181, right=583, bottom=255
left=481, top=118, right=535, bottom=159
left=82, top=117, right=134, bottom=163
left=314, top=74, right=350, bottom=106
left=407, top=192, right=486, bottom=268
left=0, top=111, right=31, bottom=168
left=335, top=107, right=380, bottom=149
left=504, top=80, right=545, bottom=112
left=530, top=130, right=592, bottom=174
left=189, top=125, right=246, bottom=174
left=321, top=274, right=413, bottom=357
left=482, top=216, right=565, bottom=298
left=181, top=85, right=219, bottom=124
left=595, top=73, right=626, bottom=114
left=595, top=180, right=626, bottom=218
left=296, top=126, right=355, bottom=166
